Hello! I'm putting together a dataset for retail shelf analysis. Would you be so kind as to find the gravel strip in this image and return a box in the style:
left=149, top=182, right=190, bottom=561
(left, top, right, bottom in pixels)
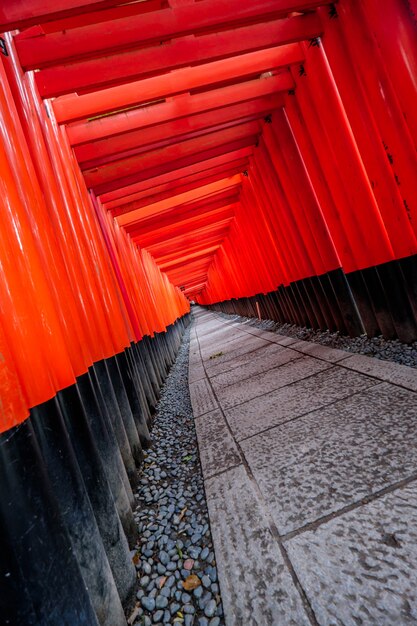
left=214, top=311, right=417, bottom=368
left=129, top=327, right=225, bottom=626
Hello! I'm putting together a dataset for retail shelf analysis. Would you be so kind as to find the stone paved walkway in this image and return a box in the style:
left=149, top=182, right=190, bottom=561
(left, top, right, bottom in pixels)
left=188, top=307, right=417, bottom=626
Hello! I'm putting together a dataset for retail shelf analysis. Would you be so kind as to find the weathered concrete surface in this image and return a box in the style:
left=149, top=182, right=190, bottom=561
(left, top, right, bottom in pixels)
left=225, top=364, right=377, bottom=440
left=194, top=408, right=241, bottom=479
left=210, top=344, right=303, bottom=390
left=189, top=377, right=218, bottom=417
left=205, top=465, right=310, bottom=626
left=189, top=307, right=417, bottom=626
left=286, top=483, right=417, bottom=625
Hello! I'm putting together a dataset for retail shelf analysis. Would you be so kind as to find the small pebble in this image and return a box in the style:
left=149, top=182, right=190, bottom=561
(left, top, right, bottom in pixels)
left=170, top=602, right=181, bottom=615
left=131, top=329, right=225, bottom=625
left=141, top=596, right=156, bottom=612
left=155, top=595, right=168, bottom=609
left=200, top=547, right=209, bottom=561
left=204, top=599, right=217, bottom=618
left=202, top=575, right=211, bottom=589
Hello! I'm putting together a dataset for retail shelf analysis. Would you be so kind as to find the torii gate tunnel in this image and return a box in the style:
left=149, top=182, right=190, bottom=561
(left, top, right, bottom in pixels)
left=1, top=1, right=417, bottom=624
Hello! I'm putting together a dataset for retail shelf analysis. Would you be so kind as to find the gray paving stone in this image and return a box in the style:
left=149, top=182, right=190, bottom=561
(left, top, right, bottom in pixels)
left=189, top=364, right=206, bottom=384
left=242, top=382, right=417, bottom=534
left=225, top=363, right=376, bottom=440
left=273, top=335, right=300, bottom=346
left=286, top=482, right=417, bottom=625
left=189, top=355, right=202, bottom=368
left=200, top=338, right=239, bottom=355
left=197, top=320, right=228, bottom=337
left=342, top=353, right=417, bottom=392
left=198, top=326, right=238, bottom=344
left=205, top=465, right=310, bottom=626
left=210, top=345, right=303, bottom=390
left=189, top=378, right=218, bottom=417
left=289, top=340, right=351, bottom=363
left=200, top=331, right=241, bottom=358
left=205, top=342, right=285, bottom=379
left=200, top=333, right=249, bottom=359
left=204, top=338, right=271, bottom=376
left=194, top=409, right=241, bottom=478
left=236, top=326, right=267, bottom=337
left=216, top=355, right=330, bottom=410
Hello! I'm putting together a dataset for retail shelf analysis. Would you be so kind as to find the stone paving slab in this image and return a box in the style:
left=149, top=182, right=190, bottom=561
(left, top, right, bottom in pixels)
left=286, top=482, right=417, bottom=625
left=205, top=341, right=286, bottom=379
left=241, top=382, right=417, bottom=534
left=201, top=332, right=266, bottom=361
left=289, top=340, right=352, bottom=363
left=194, top=408, right=241, bottom=479
left=204, top=338, right=272, bottom=377
left=271, top=335, right=300, bottom=346
left=189, top=352, right=202, bottom=365
left=341, top=353, right=417, bottom=392
left=189, top=308, right=417, bottom=626
left=188, top=364, right=205, bottom=384
left=205, top=465, right=310, bottom=626
left=216, top=355, right=331, bottom=410
left=225, top=365, right=377, bottom=441
left=199, top=334, right=252, bottom=360
left=210, top=345, right=303, bottom=389
left=189, top=378, right=218, bottom=417
left=199, top=327, right=246, bottom=344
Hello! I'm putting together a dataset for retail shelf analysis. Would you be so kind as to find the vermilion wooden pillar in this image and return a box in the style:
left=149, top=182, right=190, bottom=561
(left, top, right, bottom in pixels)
left=250, top=147, right=322, bottom=328
left=316, top=7, right=417, bottom=342
left=289, top=43, right=417, bottom=341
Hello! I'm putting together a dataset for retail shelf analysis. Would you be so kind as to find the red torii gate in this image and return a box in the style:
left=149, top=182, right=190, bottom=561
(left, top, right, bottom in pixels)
left=2, top=2, right=417, bottom=622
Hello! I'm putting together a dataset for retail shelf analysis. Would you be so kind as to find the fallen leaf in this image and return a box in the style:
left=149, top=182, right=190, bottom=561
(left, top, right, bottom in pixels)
left=158, top=576, right=167, bottom=589
left=183, top=559, right=194, bottom=570
left=209, top=351, right=224, bottom=360
left=182, top=455, right=192, bottom=462
left=127, top=604, right=140, bottom=625
left=132, top=552, right=140, bottom=565
left=178, top=507, right=188, bottom=521
left=182, top=574, right=201, bottom=591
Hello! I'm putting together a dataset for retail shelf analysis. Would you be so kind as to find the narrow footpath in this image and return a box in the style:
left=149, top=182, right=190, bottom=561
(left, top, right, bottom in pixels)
left=189, top=307, right=417, bottom=626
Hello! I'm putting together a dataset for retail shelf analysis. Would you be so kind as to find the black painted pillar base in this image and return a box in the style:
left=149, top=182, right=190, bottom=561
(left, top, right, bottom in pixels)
left=90, top=361, right=138, bottom=485
left=77, top=370, right=138, bottom=543
left=0, top=420, right=100, bottom=626
left=399, top=254, right=417, bottom=325
left=30, top=398, right=127, bottom=626
left=376, top=259, right=417, bottom=343
left=346, top=270, right=381, bottom=337
left=116, top=351, right=151, bottom=449
left=207, top=256, right=417, bottom=342
left=0, top=312, right=191, bottom=626
left=103, top=356, right=144, bottom=465
left=58, top=384, right=136, bottom=603
left=326, top=268, right=365, bottom=337
left=348, top=258, right=417, bottom=342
